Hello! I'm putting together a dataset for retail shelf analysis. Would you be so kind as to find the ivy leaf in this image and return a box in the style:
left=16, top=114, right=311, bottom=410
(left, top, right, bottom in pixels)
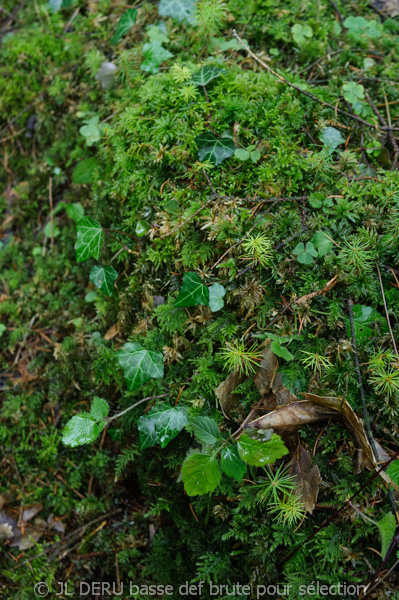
left=320, top=127, right=345, bottom=150
left=72, top=158, right=98, bottom=184
left=196, top=132, right=235, bottom=166
left=138, top=403, right=188, bottom=449
left=48, top=0, right=63, bottom=12
left=376, top=513, right=396, bottom=557
left=188, top=416, right=222, bottom=445
left=137, top=417, right=158, bottom=450
left=175, top=272, right=209, bottom=307
left=75, top=217, right=104, bottom=263
left=181, top=453, right=222, bottom=496
left=115, top=342, right=164, bottom=391
left=237, top=431, right=289, bottom=466
left=111, top=9, right=137, bottom=44
left=89, top=266, right=118, bottom=297
left=344, top=305, right=387, bottom=341
left=191, top=65, right=224, bottom=86
left=386, top=460, right=399, bottom=486
left=141, top=41, right=174, bottom=74
left=65, top=203, right=84, bottom=223
left=220, top=445, right=246, bottom=482
left=208, top=283, right=226, bottom=312
left=270, top=341, right=294, bottom=362
left=293, top=241, right=318, bottom=265
left=90, top=397, right=109, bottom=420
left=158, top=0, right=197, bottom=23
left=62, top=414, right=99, bottom=447
left=311, top=231, right=333, bottom=257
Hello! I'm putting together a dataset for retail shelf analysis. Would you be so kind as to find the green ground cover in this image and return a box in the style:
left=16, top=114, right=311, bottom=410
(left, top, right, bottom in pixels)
left=1, top=0, right=399, bottom=597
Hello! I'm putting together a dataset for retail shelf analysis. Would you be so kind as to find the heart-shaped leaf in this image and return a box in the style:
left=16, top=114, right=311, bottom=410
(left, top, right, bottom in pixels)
left=115, top=342, right=164, bottom=391
left=175, top=272, right=209, bottom=307
left=208, top=282, right=226, bottom=312
left=89, top=265, right=118, bottom=297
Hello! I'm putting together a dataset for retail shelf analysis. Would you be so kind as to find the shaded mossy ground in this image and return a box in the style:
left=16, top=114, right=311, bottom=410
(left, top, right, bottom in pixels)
left=1, top=0, right=399, bottom=598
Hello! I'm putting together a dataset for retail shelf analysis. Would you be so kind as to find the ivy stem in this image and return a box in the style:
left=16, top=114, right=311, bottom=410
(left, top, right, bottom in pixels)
left=106, top=393, right=170, bottom=424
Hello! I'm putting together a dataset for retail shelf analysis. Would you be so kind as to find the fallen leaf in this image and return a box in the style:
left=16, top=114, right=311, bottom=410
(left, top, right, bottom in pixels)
left=290, top=445, right=321, bottom=514
left=372, top=0, right=399, bottom=16
left=22, top=503, right=43, bottom=522
left=215, top=370, right=246, bottom=417
left=104, top=323, right=119, bottom=341
left=254, top=341, right=297, bottom=407
left=246, top=400, right=336, bottom=434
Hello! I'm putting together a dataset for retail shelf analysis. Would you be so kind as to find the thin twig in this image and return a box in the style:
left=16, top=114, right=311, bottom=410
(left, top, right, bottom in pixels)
left=106, top=393, right=170, bottom=424
left=231, top=30, right=399, bottom=132
left=365, top=93, right=399, bottom=169
left=49, top=177, right=54, bottom=246
left=160, top=193, right=217, bottom=238
left=375, top=262, right=398, bottom=355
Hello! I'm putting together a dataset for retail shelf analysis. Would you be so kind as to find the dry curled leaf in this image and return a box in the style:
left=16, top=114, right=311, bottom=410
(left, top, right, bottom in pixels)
left=246, top=400, right=336, bottom=434
left=290, top=445, right=321, bottom=514
left=215, top=370, right=246, bottom=417
left=254, top=341, right=297, bottom=407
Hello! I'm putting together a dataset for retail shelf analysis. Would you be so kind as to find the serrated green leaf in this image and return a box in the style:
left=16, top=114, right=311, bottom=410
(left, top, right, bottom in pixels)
left=386, top=460, right=399, bottom=486
left=75, top=217, right=104, bottom=262
left=208, top=283, right=226, bottom=312
left=191, top=65, right=224, bottom=86
left=141, top=41, right=174, bottom=74
left=311, top=231, right=333, bottom=257
left=111, top=9, right=137, bottom=44
left=376, top=513, right=396, bottom=557
left=62, top=414, right=99, bottom=447
left=139, top=403, right=188, bottom=448
left=196, top=132, right=235, bottom=166
left=115, top=342, right=164, bottom=391
left=90, top=397, right=109, bottom=420
left=158, top=0, right=197, bottom=22
left=181, top=453, right=222, bottom=496
left=344, top=305, right=387, bottom=341
left=175, top=272, right=209, bottom=307
left=72, top=158, right=98, bottom=184
left=237, top=431, right=289, bottom=466
left=270, top=341, right=294, bottom=362
left=188, top=416, right=222, bottom=445
left=89, top=266, right=118, bottom=297
left=221, top=445, right=246, bottom=482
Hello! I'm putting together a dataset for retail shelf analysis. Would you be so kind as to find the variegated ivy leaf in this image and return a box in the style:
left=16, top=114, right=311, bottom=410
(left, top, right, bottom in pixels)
left=138, top=403, right=188, bottom=449
left=196, top=132, right=235, bottom=166
left=111, top=9, right=137, bottom=44
left=115, top=342, right=164, bottom=391
left=75, top=217, right=104, bottom=262
left=175, top=272, right=209, bottom=307
left=141, top=41, right=174, bottom=74
left=158, top=0, right=197, bottom=23
left=191, top=65, right=224, bottom=86
left=89, top=266, right=118, bottom=297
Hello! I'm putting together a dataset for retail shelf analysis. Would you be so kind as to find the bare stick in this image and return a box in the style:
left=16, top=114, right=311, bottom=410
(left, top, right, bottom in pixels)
left=49, top=177, right=54, bottom=246
left=231, top=30, right=399, bottom=132
left=366, top=93, right=399, bottom=169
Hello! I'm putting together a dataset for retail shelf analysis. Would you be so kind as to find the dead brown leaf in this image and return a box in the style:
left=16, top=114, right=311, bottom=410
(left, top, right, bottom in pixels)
left=104, top=323, right=119, bottom=341
left=215, top=370, right=246, bottom=417
left=254, top=341, right=297, bottom=407
left=290, top=445, right=321, bottom=514
left=246, top=400, right=336, bottom=434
